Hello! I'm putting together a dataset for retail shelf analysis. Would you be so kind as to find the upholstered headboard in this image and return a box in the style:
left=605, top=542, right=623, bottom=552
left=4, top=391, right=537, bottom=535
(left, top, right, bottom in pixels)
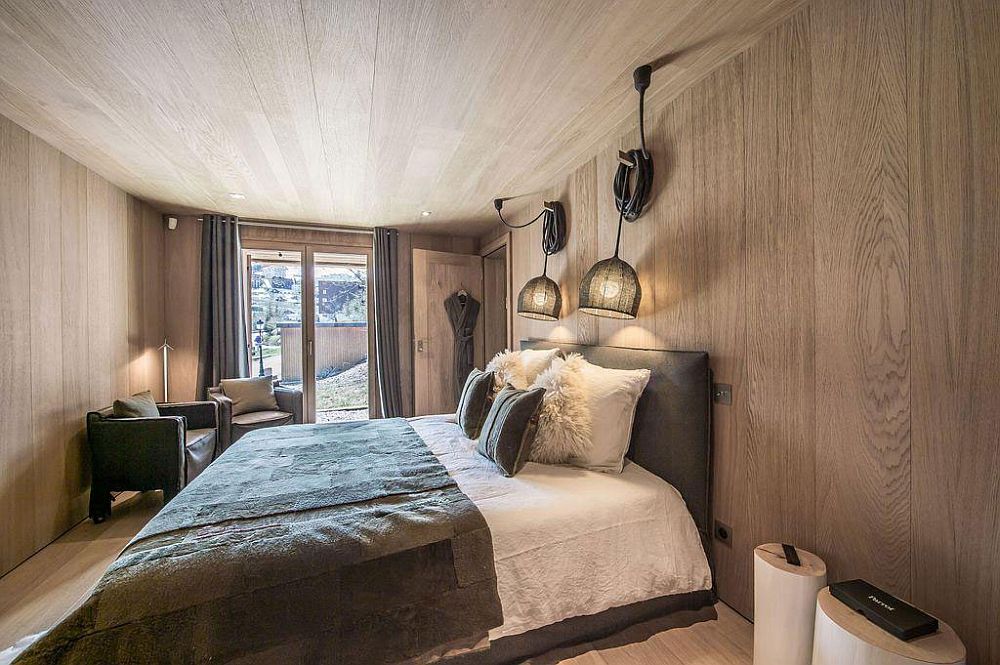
left=520, top=340, right=713, bottom=547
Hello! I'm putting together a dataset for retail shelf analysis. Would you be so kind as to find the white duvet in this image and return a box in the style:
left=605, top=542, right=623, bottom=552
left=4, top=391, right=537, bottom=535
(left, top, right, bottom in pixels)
left=409, top=415, right=712, bottom=640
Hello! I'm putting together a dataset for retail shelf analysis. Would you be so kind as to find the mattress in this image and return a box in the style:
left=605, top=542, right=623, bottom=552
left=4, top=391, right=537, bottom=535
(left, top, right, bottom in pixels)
left=409, top=414, right=713, bottom=640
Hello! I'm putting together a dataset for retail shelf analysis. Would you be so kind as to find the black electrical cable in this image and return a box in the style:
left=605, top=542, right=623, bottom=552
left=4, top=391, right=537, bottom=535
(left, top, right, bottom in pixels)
left=614, top=66, right=654, bottom=221
left=495, top=205, right=545, bottom=229
left=494, top=199, right=566, bottom=257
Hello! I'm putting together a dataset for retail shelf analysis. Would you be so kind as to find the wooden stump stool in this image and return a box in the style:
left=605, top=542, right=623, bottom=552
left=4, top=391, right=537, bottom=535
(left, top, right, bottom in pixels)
left=753, top=543, right=827, bottom=665
left=812, top=587, right=966, bottom=665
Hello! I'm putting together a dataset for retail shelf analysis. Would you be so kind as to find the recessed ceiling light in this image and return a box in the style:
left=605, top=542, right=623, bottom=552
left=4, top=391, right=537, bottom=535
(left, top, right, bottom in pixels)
left=227, top=192, right=246, bottom=200
left=420, top=210, right=432, bottom=217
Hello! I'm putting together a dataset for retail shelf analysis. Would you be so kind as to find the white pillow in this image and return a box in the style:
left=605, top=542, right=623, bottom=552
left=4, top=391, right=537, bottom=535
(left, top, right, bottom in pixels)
left=570, top=360, right=650, bottom=473
left=528, top=354, right=592, bottom=464
left=486, top=347, right=562, bottom=389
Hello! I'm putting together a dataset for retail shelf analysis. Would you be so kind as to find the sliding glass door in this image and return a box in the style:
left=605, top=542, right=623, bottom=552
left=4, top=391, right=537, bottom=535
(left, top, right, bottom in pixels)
left=246, top=249, right=303, bottom=387
left=311, top=251, right=370, bottom=423
left=245, top=242, right=375, bottom=423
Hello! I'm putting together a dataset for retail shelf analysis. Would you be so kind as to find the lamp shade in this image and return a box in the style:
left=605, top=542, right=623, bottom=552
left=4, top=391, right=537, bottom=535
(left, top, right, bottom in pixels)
left=517, top=274, right=561, bottom=321
left=579, top=256, right=641, bottom=319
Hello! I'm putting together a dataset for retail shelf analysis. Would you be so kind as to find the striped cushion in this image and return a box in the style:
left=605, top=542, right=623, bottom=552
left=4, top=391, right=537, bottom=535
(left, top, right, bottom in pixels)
left=476, top=385, right=546, bottom=477
left=456, top=368, right=496, bottom=438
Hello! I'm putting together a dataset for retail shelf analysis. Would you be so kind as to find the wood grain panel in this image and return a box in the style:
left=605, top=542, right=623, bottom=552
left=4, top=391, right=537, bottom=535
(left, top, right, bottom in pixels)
left=86, top=172, right=114, bottom=412
left=482, top=248, right=508, bottom=361
left=649, top=90, right=694, bottom=350
left=690, top=59, right=749, bottom=615
left=811, top=0, right=911, bottom=596
left=568, top=159, right=599, bottom=346
left=0, top=115, right=166, bottom=576
left=0, top=0, right=806, bottom=233
left=109, top=186, right=130, bottom=400
left=28, top=136, right=66, bottom=547
left=742, top=10, right=816, bottom=564
left=127, top=197, right=146, bottom=396
left=59, top=156, right=91, bottom=521
left=908, top=1, right=1000, bottom=662
left=141, top=205, right=165, bottom=401
left=0, top=116, right=33, bottom=573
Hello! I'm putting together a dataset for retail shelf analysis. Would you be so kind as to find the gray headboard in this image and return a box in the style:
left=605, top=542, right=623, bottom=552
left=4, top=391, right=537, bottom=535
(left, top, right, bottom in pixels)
left=521, top=340, right=712, bottom=546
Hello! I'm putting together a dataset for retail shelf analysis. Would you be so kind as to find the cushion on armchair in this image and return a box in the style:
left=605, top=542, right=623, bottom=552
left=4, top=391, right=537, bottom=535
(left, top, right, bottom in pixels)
left=231, top=411, right=293, bottom=427
left=220, top=377, right=280, bottom=416
left=112, top=390, right=160, bottom=418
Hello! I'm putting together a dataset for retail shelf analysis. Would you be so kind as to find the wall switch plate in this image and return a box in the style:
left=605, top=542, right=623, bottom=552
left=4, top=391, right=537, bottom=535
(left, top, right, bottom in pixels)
left=713, top=383, right=732, bottom=405
left=714, top=519, right=733, bottom=546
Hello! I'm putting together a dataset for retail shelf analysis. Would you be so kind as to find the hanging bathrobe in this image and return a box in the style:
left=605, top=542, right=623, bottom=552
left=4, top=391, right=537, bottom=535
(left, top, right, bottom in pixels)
left=445, top=291, right=480, bottom=400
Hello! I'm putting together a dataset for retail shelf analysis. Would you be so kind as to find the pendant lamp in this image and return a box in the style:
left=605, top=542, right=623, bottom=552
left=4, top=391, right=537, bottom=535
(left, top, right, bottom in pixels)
left=578, top=208, right=641, bottom=319
left=495, top=198, right=566, bottom=322
left=517, top=253, right=561, bottom=321
left=579, top=64, right=653, bottom=320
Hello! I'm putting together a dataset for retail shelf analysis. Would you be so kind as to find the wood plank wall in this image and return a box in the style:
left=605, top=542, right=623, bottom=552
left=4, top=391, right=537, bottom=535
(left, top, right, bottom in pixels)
left=481, top=1, right=999, bottom=661
left=0, top=114, right=166, bottom=577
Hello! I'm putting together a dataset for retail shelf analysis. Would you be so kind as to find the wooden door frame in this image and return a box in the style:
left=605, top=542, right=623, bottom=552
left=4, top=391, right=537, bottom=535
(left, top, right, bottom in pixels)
left=479, top=232, right=512, bottom=351
left=242, top=239, right=377, bottom=422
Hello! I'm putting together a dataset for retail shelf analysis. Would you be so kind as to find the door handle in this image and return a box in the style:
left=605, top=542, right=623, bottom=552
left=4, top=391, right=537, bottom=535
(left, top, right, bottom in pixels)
left=416, top=339, right=425, bottom=353
left=308, top=339, right=314, bottom=357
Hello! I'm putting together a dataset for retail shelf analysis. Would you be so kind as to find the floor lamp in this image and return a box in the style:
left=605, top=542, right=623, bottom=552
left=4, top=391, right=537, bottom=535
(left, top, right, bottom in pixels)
left=159, top=339, right=173, bottom=402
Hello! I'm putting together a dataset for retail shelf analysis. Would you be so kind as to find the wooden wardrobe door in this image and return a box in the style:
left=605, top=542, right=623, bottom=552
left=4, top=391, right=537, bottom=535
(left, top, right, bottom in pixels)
left=412, top=249, right=483, bottom=415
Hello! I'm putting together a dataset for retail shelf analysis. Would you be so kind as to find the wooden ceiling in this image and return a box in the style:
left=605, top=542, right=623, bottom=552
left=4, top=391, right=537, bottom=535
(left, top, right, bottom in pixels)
left=0, top=0, right=804, bottom=234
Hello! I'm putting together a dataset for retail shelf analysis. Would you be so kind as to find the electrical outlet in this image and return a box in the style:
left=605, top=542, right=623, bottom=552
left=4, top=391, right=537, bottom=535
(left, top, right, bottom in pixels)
left=713, top=383, right=732, bottom=405
left=714, top=519, right=733, bottom=546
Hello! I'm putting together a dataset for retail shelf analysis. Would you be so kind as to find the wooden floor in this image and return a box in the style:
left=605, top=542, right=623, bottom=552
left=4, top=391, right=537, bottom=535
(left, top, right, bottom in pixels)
left=0, top=492, right=753, bottom=664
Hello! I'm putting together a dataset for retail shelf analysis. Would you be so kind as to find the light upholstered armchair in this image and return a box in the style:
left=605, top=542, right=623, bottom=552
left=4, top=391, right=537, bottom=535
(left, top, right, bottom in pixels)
left=207, top=377, right=303, bottom=453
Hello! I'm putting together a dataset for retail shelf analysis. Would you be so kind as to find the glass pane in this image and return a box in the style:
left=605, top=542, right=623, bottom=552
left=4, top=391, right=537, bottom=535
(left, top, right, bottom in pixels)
left=314, top=252, right=369, bottom=423
left=248, top=250, right=302, bottom=389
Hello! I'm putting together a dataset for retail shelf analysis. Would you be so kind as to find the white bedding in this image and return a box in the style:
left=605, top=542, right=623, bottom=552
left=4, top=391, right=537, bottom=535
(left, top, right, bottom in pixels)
left=409, top=414, right=712, bottom=640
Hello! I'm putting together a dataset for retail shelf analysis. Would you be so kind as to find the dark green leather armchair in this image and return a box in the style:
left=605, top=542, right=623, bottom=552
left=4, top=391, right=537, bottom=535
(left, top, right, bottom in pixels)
left=87, top=401, right=219, bottom=523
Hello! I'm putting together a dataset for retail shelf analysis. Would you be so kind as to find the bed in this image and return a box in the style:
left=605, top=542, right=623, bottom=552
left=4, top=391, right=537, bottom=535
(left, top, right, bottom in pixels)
left=459, top=340, right=715, bottom=661
left=15, top=341, right=714, bottom=664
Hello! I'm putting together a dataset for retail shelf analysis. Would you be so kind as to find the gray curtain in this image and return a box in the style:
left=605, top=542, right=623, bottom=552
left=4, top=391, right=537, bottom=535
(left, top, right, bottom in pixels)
left=373, top=228, right=403, bottom=417
left=196, top=215, right=248, bottom=397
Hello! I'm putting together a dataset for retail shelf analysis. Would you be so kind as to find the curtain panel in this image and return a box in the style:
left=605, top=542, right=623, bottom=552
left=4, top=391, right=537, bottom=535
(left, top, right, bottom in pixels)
left=373, top=228, right=403, bottom=417
left=196, top=214, right=249, bottom=397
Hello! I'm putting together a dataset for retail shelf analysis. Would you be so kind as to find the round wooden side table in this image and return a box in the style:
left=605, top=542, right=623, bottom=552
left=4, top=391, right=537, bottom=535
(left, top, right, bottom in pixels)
left=753, top=543, right=827, bottom=665
left=812, top=587, right=966, bottom=665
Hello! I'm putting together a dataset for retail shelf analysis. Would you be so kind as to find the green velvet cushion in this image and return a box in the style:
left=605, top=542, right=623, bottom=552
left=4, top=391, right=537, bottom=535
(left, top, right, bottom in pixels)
left=476, top=385, right=546, bottom=477
left=456, top=368, right=496, bottom=438
left=112, top=390, right=160, bottom=418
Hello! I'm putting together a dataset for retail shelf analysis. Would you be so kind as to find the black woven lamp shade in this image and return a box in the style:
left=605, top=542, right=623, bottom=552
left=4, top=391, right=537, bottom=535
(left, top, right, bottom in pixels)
left=517, top=275, right=561, bottom=321
left=579, top=256, right=641, bottom=319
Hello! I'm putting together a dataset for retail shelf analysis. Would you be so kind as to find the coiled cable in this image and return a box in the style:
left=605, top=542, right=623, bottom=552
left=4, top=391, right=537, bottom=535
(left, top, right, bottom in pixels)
left=494, top=199, right=566, bottom=257
left=614, top=66, right=654, bottom=221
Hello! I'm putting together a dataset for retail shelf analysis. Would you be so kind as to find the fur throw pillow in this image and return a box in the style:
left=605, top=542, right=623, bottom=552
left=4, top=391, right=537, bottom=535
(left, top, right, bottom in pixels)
left=486, top=350, right=529, bottom=389
left=528, top=354, right=593, bottom=464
